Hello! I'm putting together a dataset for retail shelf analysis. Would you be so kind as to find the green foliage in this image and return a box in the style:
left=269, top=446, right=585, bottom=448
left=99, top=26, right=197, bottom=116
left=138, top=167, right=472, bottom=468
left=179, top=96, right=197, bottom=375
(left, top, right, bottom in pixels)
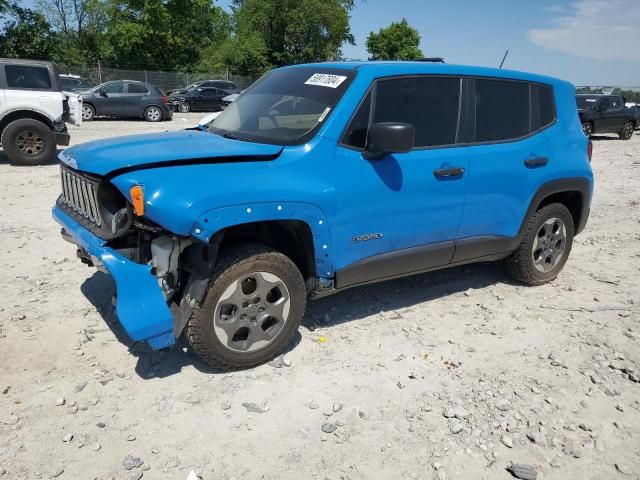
left=225, top=0, right=355, bottom=76
left=366, top=18, right=423, bottom=61
left=0, top=4, right=59, bottom=60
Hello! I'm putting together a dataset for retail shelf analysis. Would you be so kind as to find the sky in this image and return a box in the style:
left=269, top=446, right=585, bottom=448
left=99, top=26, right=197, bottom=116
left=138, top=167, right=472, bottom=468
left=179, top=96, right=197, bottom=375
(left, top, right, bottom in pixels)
left=21, top=0, right=640, bottom=86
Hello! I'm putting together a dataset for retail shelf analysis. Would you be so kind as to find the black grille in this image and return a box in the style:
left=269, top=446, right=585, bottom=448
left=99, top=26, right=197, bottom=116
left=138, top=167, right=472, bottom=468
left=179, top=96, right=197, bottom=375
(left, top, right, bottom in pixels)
left=59, top=166, right=102, bottom=227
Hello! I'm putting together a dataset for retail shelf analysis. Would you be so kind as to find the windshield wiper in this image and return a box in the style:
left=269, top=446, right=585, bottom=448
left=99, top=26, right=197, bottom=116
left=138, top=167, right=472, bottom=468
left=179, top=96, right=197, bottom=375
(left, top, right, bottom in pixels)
left=221, top=131, right=254, bottom=143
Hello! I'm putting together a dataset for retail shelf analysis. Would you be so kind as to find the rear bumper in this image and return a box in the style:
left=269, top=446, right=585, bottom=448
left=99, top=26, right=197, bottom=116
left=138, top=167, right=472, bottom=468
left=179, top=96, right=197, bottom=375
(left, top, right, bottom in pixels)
left=52, top=206, right=175, bottom=350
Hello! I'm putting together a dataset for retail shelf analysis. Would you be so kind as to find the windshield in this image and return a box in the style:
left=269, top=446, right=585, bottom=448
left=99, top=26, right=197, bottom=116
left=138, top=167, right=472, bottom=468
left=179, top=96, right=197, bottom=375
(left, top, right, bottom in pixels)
left=209, top=67, right=355, bottom=145
left=576, top=96, right=599, bottom=109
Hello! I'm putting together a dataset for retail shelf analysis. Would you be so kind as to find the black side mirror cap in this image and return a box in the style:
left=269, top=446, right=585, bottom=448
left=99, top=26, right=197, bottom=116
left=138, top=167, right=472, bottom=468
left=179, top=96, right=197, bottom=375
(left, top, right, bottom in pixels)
left=364, top=122, right=415, bottom=160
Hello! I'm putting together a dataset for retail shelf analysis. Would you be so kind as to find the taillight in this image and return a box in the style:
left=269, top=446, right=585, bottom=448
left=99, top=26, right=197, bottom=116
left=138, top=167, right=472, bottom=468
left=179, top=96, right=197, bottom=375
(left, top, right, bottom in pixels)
left=160, top=96, right=168, bottom=105
left=587, top=139, right=593, bottom=162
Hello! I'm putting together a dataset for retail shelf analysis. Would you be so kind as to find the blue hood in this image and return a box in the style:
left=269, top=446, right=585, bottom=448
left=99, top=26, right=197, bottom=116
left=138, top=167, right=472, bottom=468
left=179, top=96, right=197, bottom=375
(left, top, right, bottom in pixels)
left=62, top=130, right=283, bottom=176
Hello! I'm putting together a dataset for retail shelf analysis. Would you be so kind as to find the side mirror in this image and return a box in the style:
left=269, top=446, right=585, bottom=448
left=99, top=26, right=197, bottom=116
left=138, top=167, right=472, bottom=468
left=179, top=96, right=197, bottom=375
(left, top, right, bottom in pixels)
left=98, top=88, right=108, bottom=97
left=364, top=122, right=415, bottom=160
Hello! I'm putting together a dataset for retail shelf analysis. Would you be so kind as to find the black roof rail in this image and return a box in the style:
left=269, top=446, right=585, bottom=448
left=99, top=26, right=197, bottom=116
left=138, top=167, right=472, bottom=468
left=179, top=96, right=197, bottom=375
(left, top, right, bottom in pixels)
left=416, top=57, right=445, bottom=63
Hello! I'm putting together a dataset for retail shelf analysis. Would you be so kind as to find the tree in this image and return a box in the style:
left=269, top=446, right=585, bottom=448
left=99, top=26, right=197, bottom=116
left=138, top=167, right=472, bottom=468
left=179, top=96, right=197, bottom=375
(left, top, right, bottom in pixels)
left=366, top=18, right=423, bottom=61
left=0, top=4, right=59, bottom=60
left=226, top=0, right=355, bottom=77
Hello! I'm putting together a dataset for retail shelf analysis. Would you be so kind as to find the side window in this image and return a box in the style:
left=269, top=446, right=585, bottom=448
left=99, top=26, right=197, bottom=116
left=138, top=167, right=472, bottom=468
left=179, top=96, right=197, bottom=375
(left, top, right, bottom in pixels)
left=341, top=91, right=371, bottom=149
left=127, top=83, right=149, bottom=94
left=102, top=82, right=124, bottom=94
left=201, top=89, right=217, bottom=97
left=609, top=97, right=621, bottom=109
left=531, top=83, right=556, bottom=130
left=373, top=77, right=460, bottom=147
left=475, top=79, right=529, bottom=142
left=6, top=65, right=52, bottom=89
left=597, top=98, right=611, bottom=110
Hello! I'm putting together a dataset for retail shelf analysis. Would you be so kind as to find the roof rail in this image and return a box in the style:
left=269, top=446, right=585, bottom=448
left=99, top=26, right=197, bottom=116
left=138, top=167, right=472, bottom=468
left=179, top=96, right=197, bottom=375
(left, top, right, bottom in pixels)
left=416, top=57, right=445, bottom=63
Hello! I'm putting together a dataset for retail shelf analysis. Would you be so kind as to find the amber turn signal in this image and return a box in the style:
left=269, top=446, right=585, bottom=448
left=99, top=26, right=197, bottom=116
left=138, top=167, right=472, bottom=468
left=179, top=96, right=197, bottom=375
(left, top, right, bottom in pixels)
left=130, top=185, right=145, bottom=216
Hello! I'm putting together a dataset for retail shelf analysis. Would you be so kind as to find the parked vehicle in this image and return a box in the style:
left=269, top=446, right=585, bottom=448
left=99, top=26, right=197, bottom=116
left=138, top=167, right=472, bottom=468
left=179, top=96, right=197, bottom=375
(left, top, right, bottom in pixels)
left=59, top=74, right=93, bottom=92
left=221, top=93, right=239, bottom=109
left=81, top=80, right=172, bottom=122
left=54, top=62, right=593, bottom=368
left=167, top=79, right=239, bottom=96
left=576, top=94, right=636, bottom=139
left=0, top=58, right=82, bottom=165
left=168, top=87, right=231, bottom=112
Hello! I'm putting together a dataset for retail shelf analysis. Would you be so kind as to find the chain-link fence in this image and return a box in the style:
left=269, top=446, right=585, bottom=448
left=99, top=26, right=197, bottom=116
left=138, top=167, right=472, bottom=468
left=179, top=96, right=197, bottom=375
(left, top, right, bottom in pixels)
left=58, top=62, right=254, bottom=92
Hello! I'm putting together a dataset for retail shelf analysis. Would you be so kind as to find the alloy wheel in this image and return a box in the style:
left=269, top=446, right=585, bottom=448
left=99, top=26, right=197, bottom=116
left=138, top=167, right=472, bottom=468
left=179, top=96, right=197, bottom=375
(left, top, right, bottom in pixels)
left=213, top=272, right=291, bottom=353
left=82, top=105, right=93, bottom=120
left=146, top=107, right=162, bottom=121
left=623, top=123, right=633, bottom=139
left=16, top=130, right=43, bottom=157
left=178, top=103, right=190, bottom=113
left=582, top=123, right=592, bottom=137
left=531, top=217, right=567, bottom=273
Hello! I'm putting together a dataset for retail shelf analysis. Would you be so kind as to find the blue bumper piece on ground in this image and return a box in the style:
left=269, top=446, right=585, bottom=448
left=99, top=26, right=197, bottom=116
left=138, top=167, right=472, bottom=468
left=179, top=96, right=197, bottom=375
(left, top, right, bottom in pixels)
left=52, top=206, right=176, bottom=350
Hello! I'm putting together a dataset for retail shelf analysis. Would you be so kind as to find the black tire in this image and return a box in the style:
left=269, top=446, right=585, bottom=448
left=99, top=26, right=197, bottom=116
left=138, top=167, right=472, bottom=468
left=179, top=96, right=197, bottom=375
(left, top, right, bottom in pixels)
left=144, top=105, right=163, bottom=122
left=505, top=203, right=574, bottom=285
left=82, top=103, right=95, bottom=121
left=1, top=118, right=56, bottom=166
left=619, top=121, right=633, bottom=140
left=178, top=102, right=191, bottom=113
left=186, top=243, right=307, bottom=369
left=581, top=121, right=593, bottom=137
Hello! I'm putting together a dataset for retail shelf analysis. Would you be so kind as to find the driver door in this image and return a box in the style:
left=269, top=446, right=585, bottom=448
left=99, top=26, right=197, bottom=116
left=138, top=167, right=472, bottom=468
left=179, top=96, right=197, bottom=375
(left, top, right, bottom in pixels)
left=96, top=81, right=126, bottom=116
left=332, top=76, right=467, bottom=287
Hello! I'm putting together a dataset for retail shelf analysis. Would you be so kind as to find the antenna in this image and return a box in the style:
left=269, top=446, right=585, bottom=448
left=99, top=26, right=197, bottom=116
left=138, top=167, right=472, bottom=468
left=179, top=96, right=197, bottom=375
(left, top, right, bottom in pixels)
left=499, top=50, right=509, bottom=69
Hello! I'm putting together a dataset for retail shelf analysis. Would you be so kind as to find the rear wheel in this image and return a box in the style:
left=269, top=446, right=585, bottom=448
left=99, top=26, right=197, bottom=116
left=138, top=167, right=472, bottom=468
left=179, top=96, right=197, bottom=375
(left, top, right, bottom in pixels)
left=186, top=244, right=306, bottom=368
left=144, top=106, right=163, bottom=122
left=619, top=121, right=634, bottom=140
left=505, top=203, right=574, bottom=285
left=581, top=121, right=593, bottom=137
left=1, top=118, right=56, bottom=166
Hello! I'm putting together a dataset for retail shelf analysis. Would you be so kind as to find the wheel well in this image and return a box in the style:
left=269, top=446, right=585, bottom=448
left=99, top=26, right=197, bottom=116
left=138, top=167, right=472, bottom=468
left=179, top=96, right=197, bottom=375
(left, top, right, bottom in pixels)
left=217, top=220, right=317, bottom=282
left=0, top=110, right=54, bottom=139
left=537, top=190, right=582, bottom=230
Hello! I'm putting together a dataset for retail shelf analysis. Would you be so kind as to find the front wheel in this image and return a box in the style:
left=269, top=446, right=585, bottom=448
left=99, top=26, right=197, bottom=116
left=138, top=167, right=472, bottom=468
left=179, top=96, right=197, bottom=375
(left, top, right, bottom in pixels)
left=581, top=121, right=593, bottom=137
left=82, top=104, right=95, bottom=121
left=505, top=203, right=574, bottom=285
left=178, top=102, right=191, bottom=113
left=1, top=118, right=56, bottom=166
left=144, top=106, right=163, bottom=122
left=619, top=121, right=634, bottom=140
left=186, top=244, right=307, bottom=369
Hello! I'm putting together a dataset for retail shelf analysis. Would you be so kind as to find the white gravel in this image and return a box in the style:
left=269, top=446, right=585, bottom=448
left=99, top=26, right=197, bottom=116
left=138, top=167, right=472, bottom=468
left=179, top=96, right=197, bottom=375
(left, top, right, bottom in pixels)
left=0, top=117, right=639, bottom=480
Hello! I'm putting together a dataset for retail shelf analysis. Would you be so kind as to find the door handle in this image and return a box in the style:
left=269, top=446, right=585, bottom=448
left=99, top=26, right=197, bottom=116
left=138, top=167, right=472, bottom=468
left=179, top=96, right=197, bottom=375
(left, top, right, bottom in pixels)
left=524, top=156, right=549, bottom=168
left=434, top=167, right=465, bottom=179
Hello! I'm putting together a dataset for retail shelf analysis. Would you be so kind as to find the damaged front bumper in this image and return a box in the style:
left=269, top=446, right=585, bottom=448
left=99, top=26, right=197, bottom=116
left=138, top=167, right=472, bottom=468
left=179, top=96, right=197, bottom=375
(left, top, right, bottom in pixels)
left=52, top=206, right=176, bottom=350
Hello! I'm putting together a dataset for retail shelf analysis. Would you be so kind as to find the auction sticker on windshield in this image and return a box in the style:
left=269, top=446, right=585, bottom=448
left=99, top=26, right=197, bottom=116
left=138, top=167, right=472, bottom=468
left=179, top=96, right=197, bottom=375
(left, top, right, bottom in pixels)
left=305, top=73, right=348, bottom=88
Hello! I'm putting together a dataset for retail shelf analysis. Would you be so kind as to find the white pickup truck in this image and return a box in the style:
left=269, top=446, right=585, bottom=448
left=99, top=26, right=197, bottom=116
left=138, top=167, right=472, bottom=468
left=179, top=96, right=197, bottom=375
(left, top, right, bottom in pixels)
left=0, top=58, right=82, bottom=165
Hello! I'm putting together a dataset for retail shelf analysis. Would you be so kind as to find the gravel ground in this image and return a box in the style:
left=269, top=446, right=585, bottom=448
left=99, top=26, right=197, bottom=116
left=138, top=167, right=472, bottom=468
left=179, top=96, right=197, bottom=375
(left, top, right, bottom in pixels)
left=0, top=115, right=639, bottom=480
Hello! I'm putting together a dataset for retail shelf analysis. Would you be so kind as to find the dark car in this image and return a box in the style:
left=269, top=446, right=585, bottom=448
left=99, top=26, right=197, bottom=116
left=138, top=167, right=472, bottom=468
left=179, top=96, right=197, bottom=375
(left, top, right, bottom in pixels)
left=81, top=80, right=172, bottom=122
left=168, top=87, right=231, bottom=113
left=576, top=94, right=636, bottom=139
left=167, top=79, right=238, bottom=96
left=59, top=74, right=93, bottom=92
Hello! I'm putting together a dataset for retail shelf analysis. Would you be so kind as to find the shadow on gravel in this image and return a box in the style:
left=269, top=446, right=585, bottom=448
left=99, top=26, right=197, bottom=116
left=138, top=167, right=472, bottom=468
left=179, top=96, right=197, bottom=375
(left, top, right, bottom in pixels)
left=0, top=149, right=62, bottom=166
left=80, top=271, right=301, bottom=379
left=589, top=135, right=621, bottom=141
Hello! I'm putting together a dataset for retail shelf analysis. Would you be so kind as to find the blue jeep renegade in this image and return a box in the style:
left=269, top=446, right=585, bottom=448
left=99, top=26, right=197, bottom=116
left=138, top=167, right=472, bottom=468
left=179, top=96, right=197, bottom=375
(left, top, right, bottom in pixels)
left=53, top=62, right=593, bottom=368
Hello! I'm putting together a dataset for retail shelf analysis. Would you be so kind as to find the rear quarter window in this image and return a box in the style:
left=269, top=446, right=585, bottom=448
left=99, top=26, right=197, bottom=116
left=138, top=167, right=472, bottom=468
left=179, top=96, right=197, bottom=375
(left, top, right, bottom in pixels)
left=5, top=65, right=52, bottom=90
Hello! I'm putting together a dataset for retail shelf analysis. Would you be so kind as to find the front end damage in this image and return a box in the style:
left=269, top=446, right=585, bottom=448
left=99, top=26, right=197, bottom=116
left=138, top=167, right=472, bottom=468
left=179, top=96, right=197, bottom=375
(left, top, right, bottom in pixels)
left=52, top=165, right=218, bottom=350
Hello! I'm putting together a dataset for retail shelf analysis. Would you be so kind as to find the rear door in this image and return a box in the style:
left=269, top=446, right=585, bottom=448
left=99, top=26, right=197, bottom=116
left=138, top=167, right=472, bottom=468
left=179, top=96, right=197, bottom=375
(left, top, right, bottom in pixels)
left=199, top=88, right=225, bottom=110
left=333, top=75, right=468, bottom=286
left=124, top=82, right=150, bottom=116
left=458, top=78, right=556, bottom=260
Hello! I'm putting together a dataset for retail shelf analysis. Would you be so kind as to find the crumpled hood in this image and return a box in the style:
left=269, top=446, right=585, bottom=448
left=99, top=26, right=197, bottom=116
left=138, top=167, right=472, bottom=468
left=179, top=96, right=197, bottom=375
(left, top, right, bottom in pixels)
left=61, top=130, right=283, bottom=176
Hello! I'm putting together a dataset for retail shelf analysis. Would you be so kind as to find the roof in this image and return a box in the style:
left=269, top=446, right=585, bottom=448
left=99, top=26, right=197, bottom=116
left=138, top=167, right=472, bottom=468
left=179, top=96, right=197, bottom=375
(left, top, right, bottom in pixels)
left=281, top=61, right=569, bottom=87
left=0, top=57, right=55, bottom=67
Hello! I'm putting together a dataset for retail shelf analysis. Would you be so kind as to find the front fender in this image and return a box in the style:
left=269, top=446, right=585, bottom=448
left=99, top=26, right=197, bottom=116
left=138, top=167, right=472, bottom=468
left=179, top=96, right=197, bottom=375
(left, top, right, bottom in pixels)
left=191, top=202, right=334, bottom=278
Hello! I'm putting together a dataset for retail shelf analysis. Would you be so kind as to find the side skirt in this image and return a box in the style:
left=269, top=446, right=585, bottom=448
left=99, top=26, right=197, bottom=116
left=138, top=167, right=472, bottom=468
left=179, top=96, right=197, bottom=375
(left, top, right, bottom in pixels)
left=314, top=235, right=513, bottom=299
